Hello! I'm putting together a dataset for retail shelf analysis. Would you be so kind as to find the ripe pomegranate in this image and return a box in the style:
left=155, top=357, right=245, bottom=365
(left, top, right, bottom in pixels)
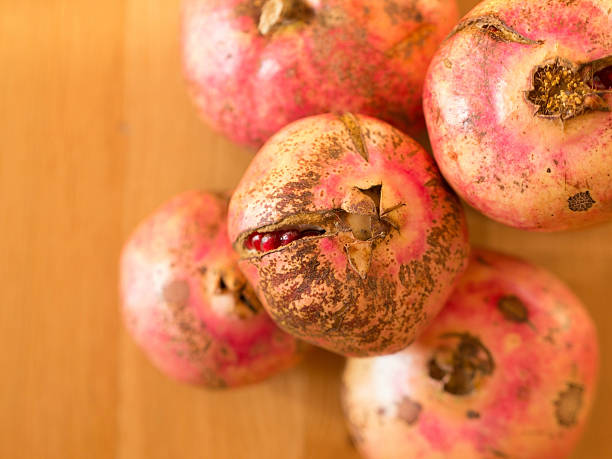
left=182, top=0, right=459, bottom=148
left=423, top=0, right=612, bottom=231
left=228, top=113, right=470, bottom=356
left=120, top=191, right=303, bottom=387
left=342, top=249, right=599, bottom=458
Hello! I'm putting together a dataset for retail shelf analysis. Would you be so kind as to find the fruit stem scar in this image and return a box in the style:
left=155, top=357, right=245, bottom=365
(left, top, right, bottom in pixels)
left=428, top=332, right=495, bottom=395
left=448, top=15, right=543, bottom=45
left=526, top=56, right=612, bottom=121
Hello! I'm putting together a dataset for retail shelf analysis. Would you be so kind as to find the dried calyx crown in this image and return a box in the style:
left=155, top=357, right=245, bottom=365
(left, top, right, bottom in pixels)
left=527, top=56, right=612, bottom=121
left=258, top=0, right=314, bottom=35
left=428, top=332, right=495, bottom=396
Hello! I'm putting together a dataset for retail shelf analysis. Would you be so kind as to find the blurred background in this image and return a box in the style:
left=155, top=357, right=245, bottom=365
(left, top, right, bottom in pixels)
left=1, top=0, right=610, bottom=458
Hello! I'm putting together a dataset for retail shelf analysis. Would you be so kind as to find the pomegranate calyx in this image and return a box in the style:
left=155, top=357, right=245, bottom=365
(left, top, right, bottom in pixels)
left=428, top=332, right=495, bottom=396
left=258, top=0, right=314, bottom=36
left=526, top=57, right=611, bottom=121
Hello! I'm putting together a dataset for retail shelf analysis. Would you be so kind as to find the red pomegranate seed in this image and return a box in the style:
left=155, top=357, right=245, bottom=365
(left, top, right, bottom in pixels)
left=595, top=66, right=612, bottom=89
left=250, top=233, right=263, bottom=252
left=244, top=234, right=254, bottom=250
left=260, top=232, right=280, bottom=251
left=279, top=230, right=300, bottom=246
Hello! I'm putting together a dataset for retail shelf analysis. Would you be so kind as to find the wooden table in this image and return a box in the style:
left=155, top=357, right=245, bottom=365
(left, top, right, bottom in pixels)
left=1, top=1, right=609, bottom=457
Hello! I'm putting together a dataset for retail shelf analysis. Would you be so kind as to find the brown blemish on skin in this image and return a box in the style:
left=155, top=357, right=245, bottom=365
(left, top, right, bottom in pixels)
left=428, top=333, right=495, bottom=396
left=475, top=255, right=492, bottom=266
left=270, top=170, right=320, bottom=216
left=383, top=0, right=423, bottom=25
left=555, top=383, right=584, bottom=427
left=386, top=23, right=434, bottom=58
left=497, top=295, right=529, bottom=323
left=466, top=410, right=481, bottom=419
left=163, top=279, right=190, bottom=307
left=161, top=281, right=228, bottom=387
left=338, top=113, right=369, bottom=162
left=397, top=396, right=422, bottom=425
left=568, top=191, right=595, bottom=212
left=449, top=15, right=542, bottom=45
left=255, top=234, right=399, bottom=354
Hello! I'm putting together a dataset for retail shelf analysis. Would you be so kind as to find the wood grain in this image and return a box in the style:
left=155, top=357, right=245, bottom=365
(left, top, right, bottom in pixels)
left=0, top=0, right=608, bottom=458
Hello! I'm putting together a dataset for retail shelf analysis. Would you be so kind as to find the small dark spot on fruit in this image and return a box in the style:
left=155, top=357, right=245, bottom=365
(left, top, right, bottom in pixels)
left=466, top=410, right=480, bottom=419
left=497, top=295, right=529, bottom=323
left=546, top=168, right=551, bottom=173
left=475, top=255, right=491, bottom=266
left=397, top=397, right=422, bottom=425
left=517, top=385, right=530, bottom=401
left=568, top=191, right=595, bottom=212
left=163, top=279, right=190, bottom=307
left=554, top=383, right=584, bottom=427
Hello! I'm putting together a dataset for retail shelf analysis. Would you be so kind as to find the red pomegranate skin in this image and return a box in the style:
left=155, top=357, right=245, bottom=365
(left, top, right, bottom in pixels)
left=120, top=191, right=303, bottom=387
left=342, top=249, right=599, bottom=459
left=228, top=113, right=470, bottom=357
left=424, top=0, right=612, bottom=231
left=182, top=0, right=459, bottom=148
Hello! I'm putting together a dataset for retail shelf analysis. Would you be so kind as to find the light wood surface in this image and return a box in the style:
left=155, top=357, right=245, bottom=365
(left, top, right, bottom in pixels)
left=0, top=1, right=609, bottom=458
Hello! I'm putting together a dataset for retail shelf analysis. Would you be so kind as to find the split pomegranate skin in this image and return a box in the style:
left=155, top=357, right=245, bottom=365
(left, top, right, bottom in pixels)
left=424, top=0, right=612, bottom=231
left=342, top=249, right=599, bottom=459
left=120, top=191, right=304, bottom=387
left=182, top=0, right=459, bottom=148
left=228, top=113, right=470, bottom=357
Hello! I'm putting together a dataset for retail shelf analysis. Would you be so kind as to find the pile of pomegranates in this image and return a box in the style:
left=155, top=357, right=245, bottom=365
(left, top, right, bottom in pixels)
left=117, top=0, right=607, bottom=455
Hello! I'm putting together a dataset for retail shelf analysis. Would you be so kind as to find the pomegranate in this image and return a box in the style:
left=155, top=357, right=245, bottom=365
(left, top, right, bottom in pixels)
left=119, top=191, right=303, bottom=387
left=228, top=113, right=470, bottom=356
left=423, top=0, right=612, bottom=231
left=342, top=249, right=599, bottom=458
left=182, top=0, right=459, bottom=148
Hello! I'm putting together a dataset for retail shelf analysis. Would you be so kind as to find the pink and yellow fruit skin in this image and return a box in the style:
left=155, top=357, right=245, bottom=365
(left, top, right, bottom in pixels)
left=119, top=191, right=303, bottom=387
left=182, top=0, right=459, bottom=149
left=228, top=114, right=470, bottom=357
left=423, top=0, right=612, bottom=231
left=342, top=249, right=599, bottom=459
